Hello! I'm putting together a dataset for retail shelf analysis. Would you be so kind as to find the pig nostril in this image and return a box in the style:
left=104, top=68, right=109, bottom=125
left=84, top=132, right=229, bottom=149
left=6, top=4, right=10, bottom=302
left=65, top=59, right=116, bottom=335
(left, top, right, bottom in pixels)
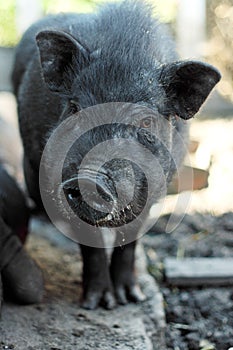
left=67, top=187, right=80, bottom=200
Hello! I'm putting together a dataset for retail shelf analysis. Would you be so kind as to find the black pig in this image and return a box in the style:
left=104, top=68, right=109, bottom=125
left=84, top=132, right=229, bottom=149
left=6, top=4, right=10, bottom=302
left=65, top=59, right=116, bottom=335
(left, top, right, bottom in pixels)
left=12, top=0, right=220, bottom=309
left=0, top=163, right=43, bottom=313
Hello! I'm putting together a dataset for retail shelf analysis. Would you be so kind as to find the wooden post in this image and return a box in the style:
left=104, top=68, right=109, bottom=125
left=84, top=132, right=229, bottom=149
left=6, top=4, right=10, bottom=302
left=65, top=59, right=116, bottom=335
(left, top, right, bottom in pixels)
left=15, top=0, right=43, bottom=35
left=176, top=0, right=206, bottom=59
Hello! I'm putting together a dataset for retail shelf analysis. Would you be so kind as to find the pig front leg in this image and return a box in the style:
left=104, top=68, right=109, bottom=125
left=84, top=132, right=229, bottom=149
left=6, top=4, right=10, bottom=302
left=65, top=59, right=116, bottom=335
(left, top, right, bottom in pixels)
left=80, top=245, right=116, bottom=310
left=0, top=217, right=44, bottom=312
left=110, top=235, right=145, bottom=305
left=23, top=155, right=43, bottom=209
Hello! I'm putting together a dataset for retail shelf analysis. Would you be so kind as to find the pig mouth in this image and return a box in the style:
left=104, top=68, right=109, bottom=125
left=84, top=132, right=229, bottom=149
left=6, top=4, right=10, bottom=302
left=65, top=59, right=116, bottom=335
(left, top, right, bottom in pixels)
left=94, top=202, right=136, bottom=226
left=61, top=168, right=146, bottom=227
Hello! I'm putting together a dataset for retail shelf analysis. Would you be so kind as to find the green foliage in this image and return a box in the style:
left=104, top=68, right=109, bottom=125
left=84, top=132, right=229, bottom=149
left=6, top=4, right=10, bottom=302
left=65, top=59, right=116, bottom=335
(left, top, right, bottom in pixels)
left=0, top=0, right=117, bottom=46
left=0, top=0, right=17, bottom=47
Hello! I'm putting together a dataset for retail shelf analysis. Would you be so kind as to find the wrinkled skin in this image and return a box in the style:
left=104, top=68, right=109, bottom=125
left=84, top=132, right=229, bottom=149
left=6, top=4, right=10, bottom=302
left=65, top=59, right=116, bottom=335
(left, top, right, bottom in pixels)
left=12, top=0, right=221, bottom=309
left=0, top=164, right=44, bottom=314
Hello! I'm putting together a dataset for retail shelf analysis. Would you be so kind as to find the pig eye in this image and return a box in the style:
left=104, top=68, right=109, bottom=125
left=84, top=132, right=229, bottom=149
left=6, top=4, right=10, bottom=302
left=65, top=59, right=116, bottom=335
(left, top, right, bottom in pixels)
left=140, top=117, right=153, bottom=129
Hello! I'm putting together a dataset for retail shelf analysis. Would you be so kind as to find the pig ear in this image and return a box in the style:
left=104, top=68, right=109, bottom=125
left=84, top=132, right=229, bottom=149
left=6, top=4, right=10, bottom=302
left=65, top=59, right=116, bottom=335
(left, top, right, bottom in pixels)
left=36, top=30, right=90, bottom=93
left=159, top=61, right=221, bottom=120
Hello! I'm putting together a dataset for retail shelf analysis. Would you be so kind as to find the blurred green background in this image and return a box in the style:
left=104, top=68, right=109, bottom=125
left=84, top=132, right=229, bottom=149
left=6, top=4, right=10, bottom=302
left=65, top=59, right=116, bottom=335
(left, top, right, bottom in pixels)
left=0, top=0, right=233, bottom=102
left=0, top=0, right=177, bottom=47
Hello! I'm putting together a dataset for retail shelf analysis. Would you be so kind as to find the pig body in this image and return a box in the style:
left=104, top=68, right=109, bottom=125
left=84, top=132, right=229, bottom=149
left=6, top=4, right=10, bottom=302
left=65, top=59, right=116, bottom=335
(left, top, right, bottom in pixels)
left=12, top=0, right=220, bottom=308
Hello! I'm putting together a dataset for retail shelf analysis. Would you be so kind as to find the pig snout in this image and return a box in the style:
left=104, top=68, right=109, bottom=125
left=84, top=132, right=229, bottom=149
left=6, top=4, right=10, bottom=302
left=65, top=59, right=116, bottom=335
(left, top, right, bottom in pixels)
left=62, top=167, right=122, bottom=226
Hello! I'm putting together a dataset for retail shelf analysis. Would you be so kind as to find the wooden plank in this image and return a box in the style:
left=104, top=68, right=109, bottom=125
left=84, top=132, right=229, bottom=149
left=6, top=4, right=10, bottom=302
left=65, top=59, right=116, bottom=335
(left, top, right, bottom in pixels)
left=164, top=257, right=233, bottom=286
left=167, top=166, right=209, bottom=194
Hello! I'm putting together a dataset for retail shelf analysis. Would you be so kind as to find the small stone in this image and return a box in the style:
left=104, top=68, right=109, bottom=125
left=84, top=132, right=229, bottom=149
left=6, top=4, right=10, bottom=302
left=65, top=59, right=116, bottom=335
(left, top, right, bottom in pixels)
left=113, top=324, right=121, bottom=328
left=72, top=330, right=84, bottom=337
left=107, top=214, right=113, bottom=220
left=199, top=339, right=215, bottom=350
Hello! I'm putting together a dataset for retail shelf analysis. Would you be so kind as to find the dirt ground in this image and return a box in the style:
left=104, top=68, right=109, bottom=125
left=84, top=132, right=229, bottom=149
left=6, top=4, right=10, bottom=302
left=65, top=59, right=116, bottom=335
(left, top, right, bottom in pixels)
left=143, top=212, right=233, bottom=350
left=0, top=227, right=166, bottom=350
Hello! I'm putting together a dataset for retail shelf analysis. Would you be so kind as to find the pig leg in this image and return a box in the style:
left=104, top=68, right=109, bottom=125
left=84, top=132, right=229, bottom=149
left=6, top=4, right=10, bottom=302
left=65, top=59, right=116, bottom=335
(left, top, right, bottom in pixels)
left=110, top=235, right=145, bottom=305
left=23, top=155, right=43, bottom=209
left=0, top=217, right=44, bottom=307
left=80, top=244, right=116, bottom=310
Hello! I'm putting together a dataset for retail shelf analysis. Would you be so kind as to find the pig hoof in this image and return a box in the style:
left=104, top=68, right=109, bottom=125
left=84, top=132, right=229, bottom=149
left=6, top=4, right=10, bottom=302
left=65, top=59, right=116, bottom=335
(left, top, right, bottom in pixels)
left=127, top=284, right=146, bottom=303
left=81, top=290, right=116, bottom=310
left=102, top=290, right=117, bottom=310
left=115, top=284, right=146, bottom=305
left=114, top=286, right=128, bottom=305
